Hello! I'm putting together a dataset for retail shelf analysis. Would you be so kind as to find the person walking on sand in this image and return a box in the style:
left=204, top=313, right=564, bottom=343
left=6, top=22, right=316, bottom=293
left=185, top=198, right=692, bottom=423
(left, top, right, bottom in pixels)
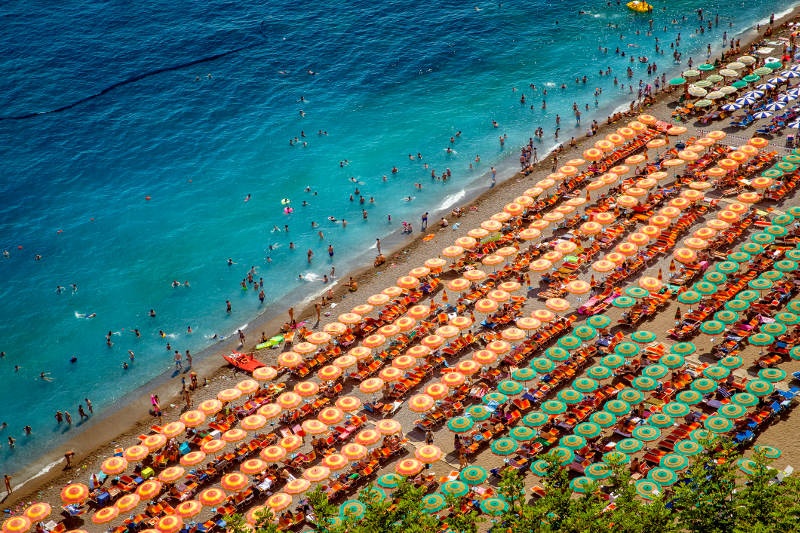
left=375, top=239, right=381, bottom=254
left=288, top=307, right=295, bottom=326
left=4, top=474, right=11, bottom=494
left=85, top=398, right=93, bottom=414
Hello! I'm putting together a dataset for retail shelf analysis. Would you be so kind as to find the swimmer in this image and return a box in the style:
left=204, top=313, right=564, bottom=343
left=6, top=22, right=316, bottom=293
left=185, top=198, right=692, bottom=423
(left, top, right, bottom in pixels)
left=244, top=194, right=251, bottom=202
left=70, top=356, right=77, bottom=363
left=40, top=372, right=53, bottom=382
left=327, top=216, right=338, bottom=222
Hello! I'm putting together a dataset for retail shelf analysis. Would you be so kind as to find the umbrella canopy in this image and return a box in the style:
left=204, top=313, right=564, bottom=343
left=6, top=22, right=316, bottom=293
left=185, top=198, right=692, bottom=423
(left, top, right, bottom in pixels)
left=590, top=411, right=617, bottom=428
left=674, top=439, right=703, bottom=456
left=632, top=426, right=661, bottom=442
left=676, top=390, right=703, bottom=405
left=491, top=437, right=519, bottom=456
left=574, top=422, right=603, bottom=438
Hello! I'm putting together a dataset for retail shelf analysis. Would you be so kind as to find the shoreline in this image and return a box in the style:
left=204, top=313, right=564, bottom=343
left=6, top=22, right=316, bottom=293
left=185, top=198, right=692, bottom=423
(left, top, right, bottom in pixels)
left=6, top=4, right=800, bottom=513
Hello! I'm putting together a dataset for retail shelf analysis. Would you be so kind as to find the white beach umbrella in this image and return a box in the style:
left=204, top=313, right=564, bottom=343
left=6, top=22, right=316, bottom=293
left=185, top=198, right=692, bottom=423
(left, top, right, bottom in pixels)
left=706, top=91, right=725, bottom=100
left=687, top=85, right=708, bottom=97
left=756, top=82, right=777, bottom=91
left=788, top=121, right=800, bottom=129
left=744, top=90, right=765, bottom=98
left=752, top=110, right=773, bottom=119
left=781, top=70, right=800, bottom=78
left=764, top=101, right=786, bottom=111
left=736, top=96, right=757, bottom=106
left=721, top=103, right=742, bottom=111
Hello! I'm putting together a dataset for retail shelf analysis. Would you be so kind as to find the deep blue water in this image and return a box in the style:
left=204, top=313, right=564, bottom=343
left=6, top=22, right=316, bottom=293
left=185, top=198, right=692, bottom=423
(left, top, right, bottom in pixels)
left=0, top=0, right=793, bottom=479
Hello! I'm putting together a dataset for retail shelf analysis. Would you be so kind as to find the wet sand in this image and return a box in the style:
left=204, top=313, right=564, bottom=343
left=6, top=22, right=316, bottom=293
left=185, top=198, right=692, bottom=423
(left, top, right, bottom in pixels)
left=5, top=8, right=800, bottom=530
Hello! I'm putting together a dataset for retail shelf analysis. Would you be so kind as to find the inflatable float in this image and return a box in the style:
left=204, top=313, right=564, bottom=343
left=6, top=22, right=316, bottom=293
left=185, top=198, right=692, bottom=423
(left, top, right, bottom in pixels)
left=223, top=351, right=265, bottom=371
left=256, top=335, right=284, bottom=350
left=627, top=1, right=653, bottom=12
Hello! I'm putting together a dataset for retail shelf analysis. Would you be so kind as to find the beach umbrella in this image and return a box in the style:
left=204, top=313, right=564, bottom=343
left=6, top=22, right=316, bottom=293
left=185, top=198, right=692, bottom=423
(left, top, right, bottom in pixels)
left=573, top=324, right=597, bottom=341
left=585, top=462, right=613, bottom=481
left=377, top=473, right=402, bottom=489
left=614, top=342, right=640, bottom=357
left=196, top=399, right=224, bottom=416
left=759, top=368, right=786, bottom=382
left=677, top=290, right=702, bottom=304
left=662, top=401, right=691, bottom=418
left=491, top=437, right=519, bottom=456
left=643, top=364, right=669, bottom=379
left=718, top=403, right=747, bottom=419
left=718, top=355, right=743, bottom=369
left=632, top=426, right=661, bottom=442
left=587, top=365, right=613, bottom=379
left=789, top=300, right=800, bottom=313
left=754, top=445, right=782, bottom=459
left=498, top=379, right=524, bottom=396
left=730, top=392, right=759, bottom=408
left=590, top=411, right=617, bottom=428
left=573, top=377, right=599, bottom=393
left=511, top=367, right=536, bottom=382
left=691, top=378, right=718, bottom=394
left=676, top=390, right=702, bottom=405
left=574, top=422, right=602, bottom=439
left=749, top=333, right=774, bottom=347
left=634, top=480, right=661, bottom=500
left=700, top=320, right=726, bottom=335
left=761, top=322, right=787, bottom=336
left=690, top=428, right=714, bottom=443
left=674, top=439, right=703, bottom=456
left=480, top=498, right=509, bottom=516
left=616, top=438, right=644, bottom=454
left=420, top=494, right=447, bottom=514
left=415, top=445, right=443, bottom=464
left=557, top=389, right=584, bottom=404
left=693, top=281, right=718, bottom=295
left=602, top=450, right=629, bottom=465
left=531, top=357, right=555, bottom=373
left=557, top=434, right=586, bottom=450
left=447, top=416, right=474, bottom=433
left=660, top=453, right=689, bottom=471
left=648, top=413, right=675, bottom=428
left=631, top=330, right=657, bottom=343
left=660, top=353, right=685, bottom=370
left=509, top=426, right=536, bottom=442
left=569, top=477, right=596, bottom=494
left=632, top=376, right=658, bottom=391
left=465, top=405, right=492, bottom=421
left=587, top=315, right=611, bottom=328
left=523, top=412, right=549, bottom=427
left=601, top=354, right=625, bottom=369
left=482, top=391, right=508, bottom=405
left=551, top=447, right=576, bottom=465
left=605, top=399, right=631, bottom=416
left=704, top=415, right=733, bottom=433
left=670, top=342, right=696, bottom=356
left=775, top=260, right=798, bottom=273
left=545, top=346, right=570, bottom=361
left=558, top=335, right=583, bottom=350
left=648, top=467, right=678, bottom=486
left=725, top=299, right=750, bottom=312
left=340, top=500, right=367, bottom=520
left=612, top=296, right=636, bottom=308
left=737, top=458, right=764, bottom=476
left=2, top=517, right=32, bottom=533
left=541, top=399, right=567, bottom=414
left=714, top=310, right=739, bottom=325
left=715, top=262, right=739, bottom=275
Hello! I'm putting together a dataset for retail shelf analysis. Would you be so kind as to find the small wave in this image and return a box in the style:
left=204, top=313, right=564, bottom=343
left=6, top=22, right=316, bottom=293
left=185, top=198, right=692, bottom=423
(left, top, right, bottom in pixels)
left=16, top=457, right=64, bottom=492
left=439, top=190, right=466, bottom=211
left=301, top=272, right=321, bottom=281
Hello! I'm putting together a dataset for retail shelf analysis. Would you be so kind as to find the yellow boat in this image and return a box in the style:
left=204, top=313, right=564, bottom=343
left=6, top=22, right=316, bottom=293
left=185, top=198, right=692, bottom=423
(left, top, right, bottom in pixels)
left=627, top=1, right=653, bottom=13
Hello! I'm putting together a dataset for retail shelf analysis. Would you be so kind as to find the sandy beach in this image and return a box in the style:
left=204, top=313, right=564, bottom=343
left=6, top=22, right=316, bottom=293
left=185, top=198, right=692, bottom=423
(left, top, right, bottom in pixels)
left=5, top=7, right=800, bottom=532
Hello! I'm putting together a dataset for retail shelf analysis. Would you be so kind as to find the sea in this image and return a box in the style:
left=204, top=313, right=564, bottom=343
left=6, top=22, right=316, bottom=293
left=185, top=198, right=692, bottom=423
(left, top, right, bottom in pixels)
left=0, top=0, right=794, bottom=483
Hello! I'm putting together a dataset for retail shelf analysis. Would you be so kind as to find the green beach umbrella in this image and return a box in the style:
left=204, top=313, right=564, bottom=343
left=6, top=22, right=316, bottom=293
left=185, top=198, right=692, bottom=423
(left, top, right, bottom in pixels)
left=551, top=446, right=575, bottom=465
left=750, top=232, right=775, bottom=245
left=541, top=399, right=567, bottom=415
left=775, top=260, right=798, bottom=273
left=523, top=412, right=549, bottom=427
left=573, top=377, right=599, bottom=393
left=605, top=399, right=631, bottom=416
left=585, top=462, right=612, bottom=480
left=531, top=357, right=555, bottom=373
left=613, top=296, right=637, bottom=308
left=693, top=281, right=718, bottom=295
left=670, top=343, right=696, bottom=356
left=574, top=421, right=603, bottom=438
left=727, top=251, right=751, bottom=263
left=748, top=278, right=773, bottom=291
left=466, top=405, right=492, bottom=421
left=545, top=347, right=571, bottom=361
left=587, top=315, right=611, bottom=328
left=377, top=473, right=402, bottom=488
left=792, top=346, right=800, bottom=360
left=557, top=388, right=584, bottom=404
left=616, top=438, right=644, bottom=454
left=491, top=437, right=519, bottom=456
left=480, top=497, right=508, bottom=516
left=704, top=415, right=733, bottom=433
left=647, top=467, right=678, bottom=486
left=648, top=412, right=675, bottom=428
left=718, top=403, right=746, bottom=419
left=661, top=352, right=686, bottom=367
left=498, top=380, right=524, bottom=396
left=731, top=79, right=748, bottom=88
left=773, top=213, right=795, bottom=225
left=718, top=355, right=743, bottom=369
left=643, top=364, right=669, bottom=379
left=573, top=325, right=597, bottom=341
left=732, top=392, right=759, bottom=407
left=725, top=299, right=750, bottom=312
left=678, top=290, right=702, bottom=304
left=790, top=205, right=800, bottom=215
left=694, top=99, right=713, bottom=107
left=615, top=342, right=640, bottom=357
left=340, top=500, right=367, bottom=520
left=512, top=367, right=536, bottom=382
left=683, top=69, right=701, bottom=77
left=698, top=63, right=715, bottom=71
left=700, top=320, right=726, bottom=335
left=601, top=354, right=625, bottom=369
left=559, top=434, right=587, bottom=450
left=360, top=487, right=386, bottom=505
left=762, top=168, right=784, bottom=179
left=558, top=335, right=583, bottom=350
left=765, top=60, right=783, bottom=69
left=635, top=480, right=662, bottom=500
left=737, top=289, right=760, bottom=302
left=590, top=411, right=617, bottom=428
left=509, top=426, right=536, bottom=441
left=587, top=365, right=613, bottom=379
left=632, top=376, right=659, bottom=391
left=754, top=445, right=782, bottom=459
left=761, top=322, right=786, bottom=336
left=483, top=392, right=509, bottom=405
left=775, top=311, right=799, bottom=325
left=632, top=425, right=661, bottom=442
left=758, top=367, right=786, bottom=382
left=448, top=416, right=474, bottom=433
left=748, top=332, right=774, bottom=346
left=786, top=154, right=800, bottom=164
left=742, top=74, right=761, bottom=83
left=690, top=428, right=714, bottom=443
left=669, top=77, right=687, bottom=85
left=785, top=250, right=800, bottom=261
left=676, top=389, right=703, bottom=404
left=460, top=465, right=488, bottom=485
left=631, top=330, right=657, bottom=343
left=714, top=310, right=739, bottom=324
left=716, top=261, right=739, bottom=274
left=737, top=458, right=761, bottom=476
left=741, top=242, right=764, bottom=255
left=662, top=401, right=691, bottom=418
left=421, top=493, right=447, bottom=513
left=674, top=439, right=703, bottom=456
left=765, top=225, right=788, bottom=237
left=570, top=476, right=596, bottom=494
left=530, top=459, right=551, bottom=476
left=776, top=161, right=798, bottom=172
left=660, top=453, right=689, bottom=471
left=691, top=378, right=718, bottom=393
left=441, top=480, right=470, bottom=498
left=753, top=67, right=773, bottom=76
left=619, top=388, right=645, bottom=404
left=704, top=271, right=728, bottom=285
left=788, top=300, right=800, bottom=313
left=625, top=287, right=650, bottom=299
left=703, top=365, right=730, bottom=381
left=602, top=450, right=629, bottom=465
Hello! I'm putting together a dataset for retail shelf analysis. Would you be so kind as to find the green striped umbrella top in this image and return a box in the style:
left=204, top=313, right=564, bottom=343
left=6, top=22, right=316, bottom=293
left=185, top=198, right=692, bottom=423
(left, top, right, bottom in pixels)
left=736, top=289, right=760, bottom=302
left=772, top=213, right=795, bottom=226
left=602, top=450, right=630, bottom=465
left=573, top=325, right=598, bottom=341
left=748, top=278, right=773, bottom=291
left=340, top=500, right=367, bottom=519
left=619, top=388, right=645, bottom=404
left=541, top=399, right=568, bottom=414
left=466, top=405, right=492, bottom=421
left=775, top=311, right=799, bottom=325
left=758, top=367, right=786, bottom=382
left=573, top=377, right=600, bottom=392
left=587, top=315, right=611, bottom=328
left=731, top=392, right=759, bottom=407
left=775, top=260, right=798, bottom=273
left=647, top=412, right=675, bottom=428
left=765, top=225, right=788, bottom=237
left=700, top=320, right=726, bottom=335
left=420, top=493, right=447, bottom=513
left=714, top=310, right=739, bottom=324
left=570, top=476, right=596, bottom=494
left=590, top=411, right=617, bottom=428
left=574, top=421, right=603, bottom=438
left=601, top=354, right=625, bottom=369
left=530, top=459, right=551, bottom=476
left=750, top=232, right=775, bottom=245
left=716, top=261, right=739, bottom=274
left=660, top=453, right=689, bottom=470
left=690, top=428, right=714, bottom=442
left=761, top=322, right=786, bottom=336
left=587, top=365, right=613, bottom=379
left=754, top=445, right=782, bottom=459
left=630, top=330, right=657, bottom=343
left=558, top=335, right=583, bottom=350
left=662, top=401, right=691, bottom=418
left=377, top=473, right=402, bottom=488
left=703, top=365, right=731, bottom=380
left=460, top=465, right=488, bottom=485
left=632, top=425, right=661, bottom=442
left=523, top=411, right=549, bottom=427
left=748, top=332, right=774, bottom=346
left=704, top=271, right=728, bottom=285
left=605, top=399, right=632, bottom=415
left=740, top=242, right=763, bottom=255
left=676, top=389, right=703, bottom=404
left=724, top=299, right=750, bottom=311
left=616, top=438, right=644, bottom=454
left=632, top=375, right=659, bottom=391
left=635, top=480, right=662, bottom=500
left=626, top=287, right=650, bottom=299
left=691, top=377, right=718, bottom=393
left=584, top=462, right=612, bottom=480
left=785, top=250, right=800, bottom=262
left=490, top=437, right=519, bottom=456
left=693, top=281, right=718, bottom=295
left=480, top=497, right=509, bottom=516
left=559, top=434, right=587, bottom=450
left=497, top=379, right=524, bottom=396
left=718, top=403, right=746, bottom=419
left=613, top=296, right=637, bottom=308
left=678, top=290, right=703, bottom=304
left=512, top=367, right=537, bottom=382
left=718, top=355, right=743, bottom=369
left=704, top=415, right=733, bottom=433
left=545, top=347, right=571, bottom=361
left=483, top=391, right=509, bottom=405
left=447, top=416, right=474, bottom=432
left=557, top=388, right=584, bottom=404
left=614, top=342, right=640, bottom=357
left=727, top=251, right=751, bottom=263
left=647, top=467, right=678, bottom=486
left=551, top=446, right=575, bottom=465
left=788, top=300, right=800, bottom=313
left=661, top=352, right=687, bottom=367
left=643, top=364, right=669, bottom=379
left=441, top=480, right=470, bottom=498
left=531, top=357, right=555, bottom=373
left=792, top=346, right=800, bottom=361
left=674, top=439, right=703, bottom=456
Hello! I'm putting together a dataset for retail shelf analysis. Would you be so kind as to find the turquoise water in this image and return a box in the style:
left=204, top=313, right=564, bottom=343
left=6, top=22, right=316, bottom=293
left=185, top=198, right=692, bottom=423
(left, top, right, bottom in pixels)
left=0, top=0, right=793, bottom=479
